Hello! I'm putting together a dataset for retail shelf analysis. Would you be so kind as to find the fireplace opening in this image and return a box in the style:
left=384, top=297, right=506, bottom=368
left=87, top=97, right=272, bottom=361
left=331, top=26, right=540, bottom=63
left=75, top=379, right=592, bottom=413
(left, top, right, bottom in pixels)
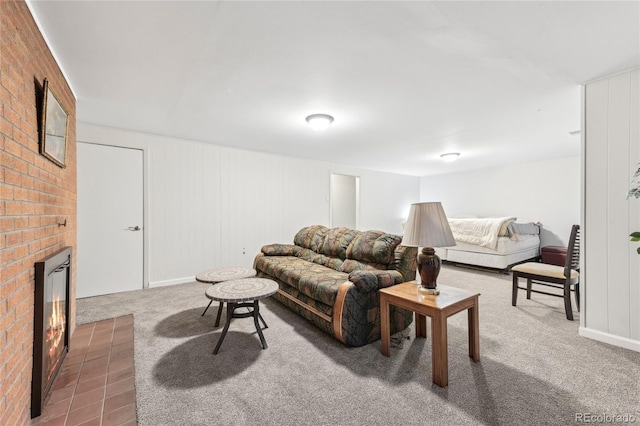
left=32, top=246, right=72, bottom=418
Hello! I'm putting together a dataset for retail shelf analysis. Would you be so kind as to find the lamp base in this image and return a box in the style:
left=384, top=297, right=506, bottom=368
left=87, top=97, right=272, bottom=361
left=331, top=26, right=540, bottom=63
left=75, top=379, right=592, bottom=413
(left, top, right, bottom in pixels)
left=418, top=286, right=440, bottom=295
left=417, top=247, right=441, bottom=295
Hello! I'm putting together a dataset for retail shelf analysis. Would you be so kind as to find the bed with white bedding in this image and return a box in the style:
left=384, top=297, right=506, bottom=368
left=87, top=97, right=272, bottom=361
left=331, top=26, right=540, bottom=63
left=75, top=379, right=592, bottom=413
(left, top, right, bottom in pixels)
left=435, top=217, right=541, bottom=271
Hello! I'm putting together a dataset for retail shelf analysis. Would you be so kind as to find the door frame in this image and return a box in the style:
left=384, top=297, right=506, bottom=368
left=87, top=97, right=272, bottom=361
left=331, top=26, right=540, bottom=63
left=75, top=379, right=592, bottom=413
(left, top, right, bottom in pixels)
left=77, top=140, right=150, bottom=290
left=329, top=172, right=360, bottom=229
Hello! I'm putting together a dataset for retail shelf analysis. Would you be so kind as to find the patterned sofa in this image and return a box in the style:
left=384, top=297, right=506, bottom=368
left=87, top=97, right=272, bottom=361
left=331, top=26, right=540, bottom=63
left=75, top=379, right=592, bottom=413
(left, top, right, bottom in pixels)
left=253, top=225, right=417, bottom=347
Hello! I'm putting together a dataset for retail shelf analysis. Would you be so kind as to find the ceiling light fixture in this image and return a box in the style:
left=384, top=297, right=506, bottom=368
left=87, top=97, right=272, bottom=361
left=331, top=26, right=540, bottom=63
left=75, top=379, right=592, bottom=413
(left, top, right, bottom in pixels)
left=440, top=152, right=460, bottom=162
left=305, top=114, right=334, bottom=131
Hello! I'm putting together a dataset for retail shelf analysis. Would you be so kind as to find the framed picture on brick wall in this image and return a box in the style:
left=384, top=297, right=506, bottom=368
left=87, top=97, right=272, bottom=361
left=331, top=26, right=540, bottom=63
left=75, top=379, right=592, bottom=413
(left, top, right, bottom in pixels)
left=40, top=78, right=68, bottom=168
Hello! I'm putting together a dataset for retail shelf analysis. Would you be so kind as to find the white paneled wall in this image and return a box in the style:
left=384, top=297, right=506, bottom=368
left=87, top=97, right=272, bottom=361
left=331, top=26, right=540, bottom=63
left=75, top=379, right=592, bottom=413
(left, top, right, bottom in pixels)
left=150, top=138, right=223, bottom=283
left=77, top=124, right=420, bottom=288
left=582, top=69, right=640, bottom=351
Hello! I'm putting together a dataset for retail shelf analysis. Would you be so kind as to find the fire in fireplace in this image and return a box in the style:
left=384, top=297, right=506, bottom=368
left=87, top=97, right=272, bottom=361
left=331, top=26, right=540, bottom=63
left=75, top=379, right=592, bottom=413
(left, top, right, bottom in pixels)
left=32, top=247, right=71, bottom=418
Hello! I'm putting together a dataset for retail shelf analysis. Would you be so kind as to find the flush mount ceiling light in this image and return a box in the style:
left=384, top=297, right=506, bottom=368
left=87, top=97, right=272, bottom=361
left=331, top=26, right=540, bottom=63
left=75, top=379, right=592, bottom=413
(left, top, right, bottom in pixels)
left=440, top=152, right=460, bottom=162
left=305, top=114, right=334, bottom=131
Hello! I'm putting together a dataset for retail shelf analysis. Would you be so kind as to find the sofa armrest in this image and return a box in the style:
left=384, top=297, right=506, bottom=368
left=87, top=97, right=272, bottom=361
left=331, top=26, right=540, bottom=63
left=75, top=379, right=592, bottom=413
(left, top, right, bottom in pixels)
left=261, top=244, right=302, bottom=256
left=348, top=270, right=403, bottom=293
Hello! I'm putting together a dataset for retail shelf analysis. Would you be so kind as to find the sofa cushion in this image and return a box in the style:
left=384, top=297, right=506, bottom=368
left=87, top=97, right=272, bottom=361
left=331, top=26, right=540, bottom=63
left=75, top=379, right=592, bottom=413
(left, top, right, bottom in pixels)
left=340, top=259, right=388, bottom=274
left=294, top=225, right=329, bottom=252
left=261, top=244, right=302, bottom=256
left=296, top=247, right=317, bottom=262
left=320, top=227, right=360, bottom=259
left=389, top=245, right=418, bottom=282
left=347, top=270, right=404, bottom=293
left=311, top=253, right=344, bottom=271
left=346, top=230, right=402, bottom=265
left=254, top=255, right=348, bottom=306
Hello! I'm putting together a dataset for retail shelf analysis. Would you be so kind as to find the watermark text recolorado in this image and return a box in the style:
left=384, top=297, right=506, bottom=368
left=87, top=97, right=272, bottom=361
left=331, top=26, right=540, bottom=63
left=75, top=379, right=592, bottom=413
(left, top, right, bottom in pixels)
left=575, top=413, right=636, bottom=423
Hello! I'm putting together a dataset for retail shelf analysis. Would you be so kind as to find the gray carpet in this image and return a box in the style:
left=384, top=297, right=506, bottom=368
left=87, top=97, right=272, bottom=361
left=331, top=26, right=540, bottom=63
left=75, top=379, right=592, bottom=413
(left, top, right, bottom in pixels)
left=76, top=265, right=640, bottom=425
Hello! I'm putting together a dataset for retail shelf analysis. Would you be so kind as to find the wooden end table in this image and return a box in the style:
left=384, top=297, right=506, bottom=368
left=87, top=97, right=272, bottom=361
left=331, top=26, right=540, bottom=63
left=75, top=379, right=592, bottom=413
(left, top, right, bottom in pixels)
left=380, top=281, right=480, bottom=387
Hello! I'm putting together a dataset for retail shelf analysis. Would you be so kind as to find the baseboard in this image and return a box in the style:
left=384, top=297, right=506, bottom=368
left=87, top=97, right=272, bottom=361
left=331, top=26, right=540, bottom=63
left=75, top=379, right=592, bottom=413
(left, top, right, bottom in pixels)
left=149, top=276, right=195, bottom=288
left=579, top=327, right=640, bottom=352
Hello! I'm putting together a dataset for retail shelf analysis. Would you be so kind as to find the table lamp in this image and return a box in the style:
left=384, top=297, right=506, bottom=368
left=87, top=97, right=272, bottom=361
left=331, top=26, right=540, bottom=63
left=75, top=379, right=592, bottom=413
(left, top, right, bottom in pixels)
left=401, top=202, right=456, bottom=295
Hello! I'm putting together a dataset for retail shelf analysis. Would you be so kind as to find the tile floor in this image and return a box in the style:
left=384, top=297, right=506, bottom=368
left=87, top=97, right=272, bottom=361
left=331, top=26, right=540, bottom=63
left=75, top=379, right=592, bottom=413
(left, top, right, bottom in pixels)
left=31, top=315, right=137, bottom=426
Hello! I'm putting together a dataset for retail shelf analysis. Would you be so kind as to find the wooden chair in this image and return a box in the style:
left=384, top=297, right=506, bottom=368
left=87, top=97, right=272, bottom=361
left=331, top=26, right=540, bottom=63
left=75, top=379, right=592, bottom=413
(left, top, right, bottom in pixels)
left=511, top=225, right=580, bottom=320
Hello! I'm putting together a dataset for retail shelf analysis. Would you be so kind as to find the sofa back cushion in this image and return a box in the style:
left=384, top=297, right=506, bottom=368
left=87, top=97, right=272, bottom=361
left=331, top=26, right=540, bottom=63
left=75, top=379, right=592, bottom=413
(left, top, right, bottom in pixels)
left=346, top=230, right=402, bottom=265
left=320, top=227, right=360, bottom=259
left=294, top=225, right=329, bottom=252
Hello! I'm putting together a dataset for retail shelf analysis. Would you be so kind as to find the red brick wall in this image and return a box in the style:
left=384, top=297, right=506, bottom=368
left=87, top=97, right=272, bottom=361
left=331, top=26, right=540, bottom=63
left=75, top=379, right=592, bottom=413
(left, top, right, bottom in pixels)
left=1, top=2, right=76, bottom=424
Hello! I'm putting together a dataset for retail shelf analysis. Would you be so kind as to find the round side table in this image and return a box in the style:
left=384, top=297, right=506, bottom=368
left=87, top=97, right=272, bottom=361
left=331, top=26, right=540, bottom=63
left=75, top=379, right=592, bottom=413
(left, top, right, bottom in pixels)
left=205, top=278, right=278, bottom=355
left=195, top=266, right=256, bottom=326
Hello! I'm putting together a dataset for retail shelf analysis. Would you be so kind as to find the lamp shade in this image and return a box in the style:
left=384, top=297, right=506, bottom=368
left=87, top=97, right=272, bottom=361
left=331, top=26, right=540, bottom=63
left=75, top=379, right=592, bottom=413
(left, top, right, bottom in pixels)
left=402, top=202, right=455, bottom=248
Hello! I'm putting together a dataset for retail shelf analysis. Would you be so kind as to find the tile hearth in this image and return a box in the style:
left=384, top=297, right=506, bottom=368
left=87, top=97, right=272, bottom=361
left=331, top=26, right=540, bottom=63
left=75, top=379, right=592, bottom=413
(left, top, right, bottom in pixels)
left=32, top=315, right=137, bottom=426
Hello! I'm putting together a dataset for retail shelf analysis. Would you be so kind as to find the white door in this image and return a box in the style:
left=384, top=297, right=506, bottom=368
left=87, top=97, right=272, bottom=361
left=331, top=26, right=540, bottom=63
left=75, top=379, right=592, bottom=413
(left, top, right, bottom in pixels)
left=77, top=142, right=143, bottom=298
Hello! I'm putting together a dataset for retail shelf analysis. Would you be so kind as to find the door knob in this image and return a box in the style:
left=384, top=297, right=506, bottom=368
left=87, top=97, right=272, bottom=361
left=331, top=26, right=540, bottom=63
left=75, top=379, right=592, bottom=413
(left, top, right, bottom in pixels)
left=127, top=226, right=141, bottom=231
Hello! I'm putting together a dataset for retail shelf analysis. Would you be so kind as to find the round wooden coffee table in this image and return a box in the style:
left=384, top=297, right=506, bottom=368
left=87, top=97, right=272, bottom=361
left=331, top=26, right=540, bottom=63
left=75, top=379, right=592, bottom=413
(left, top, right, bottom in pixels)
left=205, top=278, right=278, bottom=355
left=195, top=266, right=256, bottom=326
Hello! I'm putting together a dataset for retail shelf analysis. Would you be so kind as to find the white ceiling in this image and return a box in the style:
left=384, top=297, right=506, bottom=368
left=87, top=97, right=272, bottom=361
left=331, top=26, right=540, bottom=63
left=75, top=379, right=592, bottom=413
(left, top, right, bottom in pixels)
left=28, top=1, right=640, bottom=177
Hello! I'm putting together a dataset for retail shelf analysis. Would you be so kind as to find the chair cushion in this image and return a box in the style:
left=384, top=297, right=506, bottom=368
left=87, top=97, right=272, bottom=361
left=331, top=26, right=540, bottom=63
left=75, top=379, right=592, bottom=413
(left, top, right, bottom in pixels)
left=512, top=262, right=579, bottom=280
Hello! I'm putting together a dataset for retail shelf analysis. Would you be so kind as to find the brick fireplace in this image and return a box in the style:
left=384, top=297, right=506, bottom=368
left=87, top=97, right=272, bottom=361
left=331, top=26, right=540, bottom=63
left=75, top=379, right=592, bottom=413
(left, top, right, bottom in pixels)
left=31, top=247, right=72, bottom=418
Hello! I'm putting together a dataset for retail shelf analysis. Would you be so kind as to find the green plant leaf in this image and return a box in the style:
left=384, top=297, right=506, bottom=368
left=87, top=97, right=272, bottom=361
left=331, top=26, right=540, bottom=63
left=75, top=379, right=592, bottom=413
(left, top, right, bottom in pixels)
left=637, top=246, right=640, bottom=255
left=631, top=232, right=640, bottom=241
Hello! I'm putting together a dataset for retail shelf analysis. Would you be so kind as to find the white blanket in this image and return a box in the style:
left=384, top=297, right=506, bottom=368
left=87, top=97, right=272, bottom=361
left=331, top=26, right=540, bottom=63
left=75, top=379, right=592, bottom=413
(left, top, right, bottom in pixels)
left=448, top=217, right=517, bottom=249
